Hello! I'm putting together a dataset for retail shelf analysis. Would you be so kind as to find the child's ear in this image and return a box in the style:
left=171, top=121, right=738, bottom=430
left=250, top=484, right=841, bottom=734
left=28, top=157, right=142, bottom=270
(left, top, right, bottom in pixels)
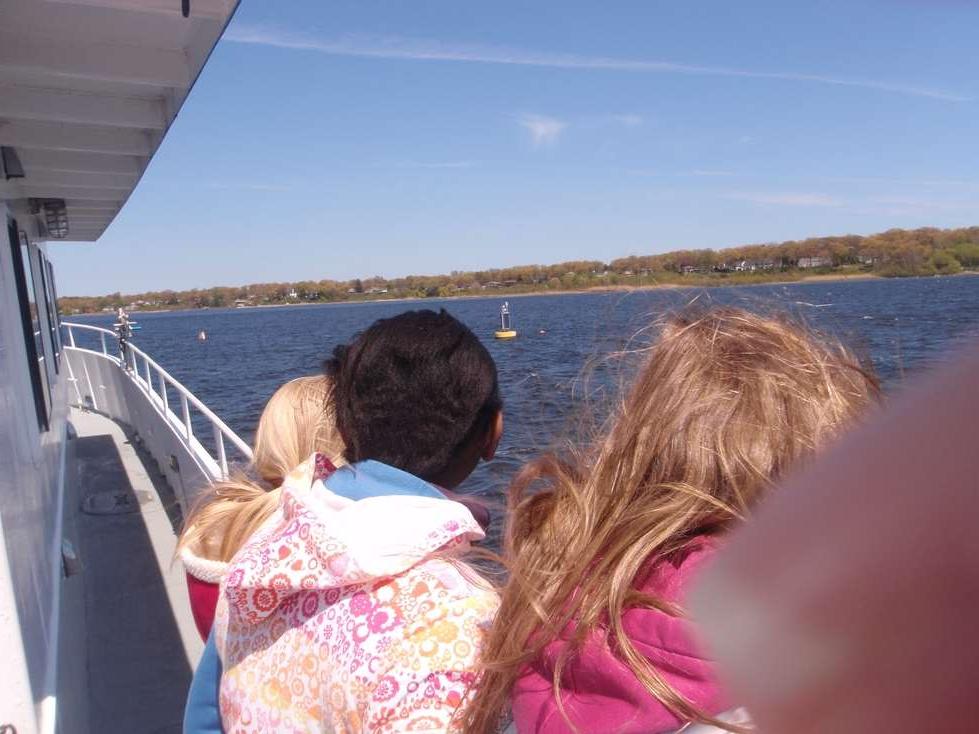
left=481, top=411, right=504, bottom=461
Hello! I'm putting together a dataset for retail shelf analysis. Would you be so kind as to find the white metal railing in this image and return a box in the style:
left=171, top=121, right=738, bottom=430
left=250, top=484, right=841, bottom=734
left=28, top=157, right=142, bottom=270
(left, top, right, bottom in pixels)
left=62, top=321, right=252, bottom=479
left=63, top=321, right=116, bottom=363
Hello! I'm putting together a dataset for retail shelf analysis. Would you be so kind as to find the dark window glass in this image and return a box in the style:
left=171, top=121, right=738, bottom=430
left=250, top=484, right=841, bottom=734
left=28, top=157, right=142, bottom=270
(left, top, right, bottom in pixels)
left=7, top=219, right=50, bottom=431
left=39, top=255, right=61, bottom=372
left=48, top=258, right=64, bottom=356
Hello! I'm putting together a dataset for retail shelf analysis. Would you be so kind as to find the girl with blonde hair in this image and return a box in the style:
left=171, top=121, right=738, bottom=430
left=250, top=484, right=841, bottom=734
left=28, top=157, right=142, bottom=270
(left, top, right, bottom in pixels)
left=178, top=374, right=343, bottom=639
left=463, top=306, right=880, bottom=733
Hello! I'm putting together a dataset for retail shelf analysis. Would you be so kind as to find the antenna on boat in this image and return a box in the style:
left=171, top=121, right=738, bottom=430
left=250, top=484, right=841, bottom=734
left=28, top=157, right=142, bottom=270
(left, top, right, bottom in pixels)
left=113, top=307, right=139, bottom=368
left=494, top=301, right=517, bottom=339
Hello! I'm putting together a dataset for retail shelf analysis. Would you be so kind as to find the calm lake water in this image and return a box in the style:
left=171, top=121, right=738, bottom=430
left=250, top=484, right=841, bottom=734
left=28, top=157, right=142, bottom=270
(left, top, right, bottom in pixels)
left=72, top=276, right=979, bottom=541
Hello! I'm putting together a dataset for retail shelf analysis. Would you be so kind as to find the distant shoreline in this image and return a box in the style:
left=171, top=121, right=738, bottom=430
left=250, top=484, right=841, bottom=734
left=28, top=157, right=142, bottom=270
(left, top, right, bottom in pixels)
left=493, top=270, right=889, bottom=299
left=68, top=271, right=979, bottom=317
left=58, top=225, right=979, bottom=315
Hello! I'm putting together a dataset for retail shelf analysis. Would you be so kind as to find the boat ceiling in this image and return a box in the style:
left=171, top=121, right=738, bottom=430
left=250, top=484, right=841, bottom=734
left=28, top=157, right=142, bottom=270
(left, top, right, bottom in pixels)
left=0, top=0, right=238, bottom=242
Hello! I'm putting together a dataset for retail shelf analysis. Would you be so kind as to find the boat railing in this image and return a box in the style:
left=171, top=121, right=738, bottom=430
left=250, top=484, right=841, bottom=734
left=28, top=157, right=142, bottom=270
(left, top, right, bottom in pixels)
left=62, top=321, right=252, bottom=483
left=63, top=320, right=116, bottom=361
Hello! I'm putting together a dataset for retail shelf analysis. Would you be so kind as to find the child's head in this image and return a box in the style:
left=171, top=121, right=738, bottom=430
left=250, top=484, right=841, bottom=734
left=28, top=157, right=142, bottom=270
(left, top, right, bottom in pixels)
left=591, top=306, right=880, bottom=523
left=252, top=375, right=343, bottom=485
left=463, top=306, right=879, bottom=733
left=326, top=309, right=502, bottom=489
left=179, top=374, right=343, bottom=563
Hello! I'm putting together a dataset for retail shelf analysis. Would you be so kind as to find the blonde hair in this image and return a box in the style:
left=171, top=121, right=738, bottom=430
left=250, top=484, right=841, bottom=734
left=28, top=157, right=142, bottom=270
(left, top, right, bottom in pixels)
left=463, top=307, right=880, bottom=733
left=178, top=375, right=343, bottom=563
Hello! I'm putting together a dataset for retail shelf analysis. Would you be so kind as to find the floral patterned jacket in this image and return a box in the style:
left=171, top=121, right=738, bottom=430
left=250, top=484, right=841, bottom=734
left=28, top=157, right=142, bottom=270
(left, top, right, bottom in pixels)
left=212, top=455, right=499, bottom=733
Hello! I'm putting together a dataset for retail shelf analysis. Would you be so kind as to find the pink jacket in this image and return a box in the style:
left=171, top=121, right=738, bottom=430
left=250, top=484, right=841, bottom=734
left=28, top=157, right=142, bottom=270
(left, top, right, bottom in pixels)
left=512, top=538, right=729, bottom=733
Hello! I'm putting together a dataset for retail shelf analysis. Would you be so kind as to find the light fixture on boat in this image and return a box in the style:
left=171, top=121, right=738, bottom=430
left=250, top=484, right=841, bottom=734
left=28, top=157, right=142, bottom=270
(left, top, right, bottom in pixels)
left=1, top=146, right=25, bottom=180
left=30, top=198, right=70, bottom=239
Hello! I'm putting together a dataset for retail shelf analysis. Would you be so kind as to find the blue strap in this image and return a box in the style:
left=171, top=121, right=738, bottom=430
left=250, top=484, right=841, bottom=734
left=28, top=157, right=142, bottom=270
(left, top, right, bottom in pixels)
left=183, top=631, right=223, bottom=734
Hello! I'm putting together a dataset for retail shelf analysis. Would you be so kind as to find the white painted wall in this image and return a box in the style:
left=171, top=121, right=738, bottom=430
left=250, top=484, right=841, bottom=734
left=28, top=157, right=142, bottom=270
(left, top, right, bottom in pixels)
left=0, top=204, right=69, bottom=734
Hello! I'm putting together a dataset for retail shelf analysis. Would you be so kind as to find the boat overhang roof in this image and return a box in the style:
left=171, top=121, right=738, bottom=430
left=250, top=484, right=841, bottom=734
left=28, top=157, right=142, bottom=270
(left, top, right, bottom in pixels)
left=0, top=0, right=238, bottom=242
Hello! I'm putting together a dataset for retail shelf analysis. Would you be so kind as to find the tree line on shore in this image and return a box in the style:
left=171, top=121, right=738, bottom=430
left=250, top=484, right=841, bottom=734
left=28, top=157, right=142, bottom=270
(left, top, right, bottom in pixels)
left=59, top=225, right=979, bottom=314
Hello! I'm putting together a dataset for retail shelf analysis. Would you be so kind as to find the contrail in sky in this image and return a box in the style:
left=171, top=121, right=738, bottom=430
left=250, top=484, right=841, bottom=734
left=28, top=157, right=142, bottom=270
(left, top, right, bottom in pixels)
left=225, top=25, right=971, bottom=103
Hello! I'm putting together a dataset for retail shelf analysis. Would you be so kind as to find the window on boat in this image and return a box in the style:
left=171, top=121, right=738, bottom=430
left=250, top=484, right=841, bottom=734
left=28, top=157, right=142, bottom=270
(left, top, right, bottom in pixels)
left=24, top=235, right=56, bottom=409
left=6, top=218, right=51, bottom=432
left=39, top=255, right=62, bottom=373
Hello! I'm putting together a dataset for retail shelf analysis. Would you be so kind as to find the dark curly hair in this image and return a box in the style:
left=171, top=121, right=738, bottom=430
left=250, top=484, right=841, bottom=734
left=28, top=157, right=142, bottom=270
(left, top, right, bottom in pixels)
left=325, top=309, right=501, bottom=482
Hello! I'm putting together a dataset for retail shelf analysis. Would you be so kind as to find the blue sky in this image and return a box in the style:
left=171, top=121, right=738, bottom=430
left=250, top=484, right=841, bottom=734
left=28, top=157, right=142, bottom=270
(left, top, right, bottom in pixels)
left=53, top=1, right=979, bottom=295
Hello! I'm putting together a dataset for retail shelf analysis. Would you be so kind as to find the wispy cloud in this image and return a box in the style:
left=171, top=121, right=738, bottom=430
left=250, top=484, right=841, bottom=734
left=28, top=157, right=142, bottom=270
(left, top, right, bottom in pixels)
left=557, top=113, right=644, bottom=133
left=225, top=25, right=971, bottom=102
left=868, top=195, right=978, bottom=211
left=610, top=113, right=644, bottom=127
left=628, top=169, right=737, bottom=178
left=690, top=169, right=736, bottom=177
left=724, top=191, right=843, bottom=207
left=853, top=195, right=979, bottom=217
left=518, top=114, right=567, bottom=148
left=820, top=175, right=979, bottom=189
left=626, top=169, right=662, bottom=177
left=386, top=160, right=477, bottom=169
left=205, top=182, right=292, bottom=192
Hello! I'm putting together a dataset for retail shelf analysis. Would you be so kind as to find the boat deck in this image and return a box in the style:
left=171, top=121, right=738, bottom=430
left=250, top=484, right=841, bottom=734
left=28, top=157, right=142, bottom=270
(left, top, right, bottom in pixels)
left=59, top=408, right=203, bottom=734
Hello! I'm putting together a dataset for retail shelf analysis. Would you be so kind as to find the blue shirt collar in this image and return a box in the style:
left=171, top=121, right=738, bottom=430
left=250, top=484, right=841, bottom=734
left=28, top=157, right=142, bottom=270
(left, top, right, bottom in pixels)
left=323, top=459, right=446, bottom=502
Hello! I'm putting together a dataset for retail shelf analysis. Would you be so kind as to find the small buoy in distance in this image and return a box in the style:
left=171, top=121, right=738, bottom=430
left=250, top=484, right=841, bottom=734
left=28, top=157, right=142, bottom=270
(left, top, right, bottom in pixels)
left=198, top=330, right=207, bottom=341
left=495, top=301, right=518, bottom=339
left=538, top=328, right=547, bottom=335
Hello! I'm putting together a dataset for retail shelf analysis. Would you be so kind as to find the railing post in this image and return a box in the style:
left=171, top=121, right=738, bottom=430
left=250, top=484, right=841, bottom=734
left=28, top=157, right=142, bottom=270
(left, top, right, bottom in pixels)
left=68, top=326, right=76, bottom=348
left=158, top=369, right=169, bottom=412
left=180, top=394, right=192, bottom=439
left=144, top=356, right=152, bottom=391
left=213, top=424, right=229, bottom=479
left=100, top=331, right=107, bottom=355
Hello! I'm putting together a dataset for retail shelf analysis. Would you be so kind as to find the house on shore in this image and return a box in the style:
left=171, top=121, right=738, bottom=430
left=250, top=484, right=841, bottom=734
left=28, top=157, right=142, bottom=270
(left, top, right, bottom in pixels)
left=798, top=256, right=833, bottom=269
left=733, top=259, right=777, bottom=272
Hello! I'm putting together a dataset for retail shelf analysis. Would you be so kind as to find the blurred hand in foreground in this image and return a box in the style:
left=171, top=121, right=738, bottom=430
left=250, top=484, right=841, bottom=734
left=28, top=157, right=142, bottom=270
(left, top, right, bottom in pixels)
left=689, top=341, right=979, bottom=734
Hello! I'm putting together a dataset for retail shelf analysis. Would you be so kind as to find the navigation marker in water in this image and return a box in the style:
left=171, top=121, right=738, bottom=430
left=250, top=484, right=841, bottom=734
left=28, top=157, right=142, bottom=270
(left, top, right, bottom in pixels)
left=495, top=301, right=517, bottom=339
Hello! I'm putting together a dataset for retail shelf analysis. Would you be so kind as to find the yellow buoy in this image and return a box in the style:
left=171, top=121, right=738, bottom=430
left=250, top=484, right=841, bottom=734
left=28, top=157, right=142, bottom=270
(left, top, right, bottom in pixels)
left=495, top=302, right=517, bottom=339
